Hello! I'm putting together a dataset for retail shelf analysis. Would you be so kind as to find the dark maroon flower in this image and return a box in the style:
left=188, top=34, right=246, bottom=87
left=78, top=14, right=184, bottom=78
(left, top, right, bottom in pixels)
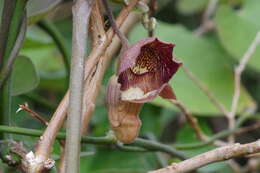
left=106, top=37, right=181, bottom=144
left=118, top=37, right=181, bottom=103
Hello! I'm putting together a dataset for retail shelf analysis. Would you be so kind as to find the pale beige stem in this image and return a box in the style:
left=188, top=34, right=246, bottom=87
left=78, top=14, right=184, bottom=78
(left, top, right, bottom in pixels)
left=150, top=140, right=260, bottom=173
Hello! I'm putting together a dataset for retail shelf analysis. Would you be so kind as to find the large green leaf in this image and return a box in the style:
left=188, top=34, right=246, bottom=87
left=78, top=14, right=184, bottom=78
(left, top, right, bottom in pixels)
left=20, top=26, right=67, bottom=91
left=11, top=56, right=39, bottom=96
left=239, top=0, right=260, bottom=27
left=129, top=22, right=255, bottom=115
left=215, top=5, right=260, bottom=71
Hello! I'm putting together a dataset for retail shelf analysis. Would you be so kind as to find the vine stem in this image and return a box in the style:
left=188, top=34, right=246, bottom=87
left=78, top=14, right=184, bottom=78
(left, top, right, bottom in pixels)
left=0, top=125, right=186, bottom=160
left=64, top=0, right=94, bottom=173
left=150, top=140, right=260, bottom=173
left=101, top=0, right=130, bottom=47
left=169, top=99, right=206, bottom=140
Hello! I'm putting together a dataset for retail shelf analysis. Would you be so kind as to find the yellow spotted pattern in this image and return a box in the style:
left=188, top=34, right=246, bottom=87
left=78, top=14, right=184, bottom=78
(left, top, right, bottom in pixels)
left=130, top=47, right=159, bottom=75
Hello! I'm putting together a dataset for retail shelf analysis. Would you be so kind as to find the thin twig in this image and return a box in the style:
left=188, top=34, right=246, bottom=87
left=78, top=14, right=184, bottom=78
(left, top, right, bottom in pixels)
left=17, top=103, right=67, bottom=172
left=235, top=121, right=260, bottom=135
left=202, top=0, right=219, bottom=24
left=182, top=65, right=229, bottom=116
left=228, top=31, right=260, bottom=143
left=64, top=0, right=94, bottom=173
left=149, top=140, right=260, bottom=173
left=22, top=93, right=56, bottom=110
left=170, top=99, right=228, bottom=146
left=116, top=142, right=148, bottom=152
left=17, top=103, right=48, bottom=126
left=169, top=99, right=206, bottom=140
left=230, top=31, right=260, bottom=117
left=194, top=0, right=218, bottom=36
left=101, top=0, right=130, bottom=47
left=172, top=114, right=257, bottom=150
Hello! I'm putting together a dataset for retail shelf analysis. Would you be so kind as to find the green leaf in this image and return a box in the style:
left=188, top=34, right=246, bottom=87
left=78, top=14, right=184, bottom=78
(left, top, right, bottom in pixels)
left=27, top=0, right=61, bottom=24
left=129, top=22, right=255, bottom=115
left=11, top=56, right=39, bottom=96
left=239, top=0, right=260, bottom=27
left=21, top=26, right=66, bottom=80
left=215, top=5, right=260, bottom=72
left=176, top=0, right=208, bottom=15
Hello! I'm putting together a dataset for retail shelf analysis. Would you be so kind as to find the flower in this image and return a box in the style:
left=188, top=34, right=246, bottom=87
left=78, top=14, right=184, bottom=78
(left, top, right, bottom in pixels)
left=106, top=37, right=181, bottom=144
left=118, top=37, right=181, bottom=103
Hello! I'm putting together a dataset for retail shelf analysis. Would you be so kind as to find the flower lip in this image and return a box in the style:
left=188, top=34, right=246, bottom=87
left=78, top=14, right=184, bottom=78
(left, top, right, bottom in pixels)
left=118, top=37, right=181, bottom=103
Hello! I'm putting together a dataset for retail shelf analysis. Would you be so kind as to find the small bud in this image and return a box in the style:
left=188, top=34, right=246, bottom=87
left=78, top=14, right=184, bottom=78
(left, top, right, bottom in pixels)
left=148, top=17, right=157, bottom=32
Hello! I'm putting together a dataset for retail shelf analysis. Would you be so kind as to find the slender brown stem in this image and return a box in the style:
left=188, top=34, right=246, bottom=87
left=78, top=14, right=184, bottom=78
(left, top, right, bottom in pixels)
left=18, top=103, right=48, bottom=126
left=101, top=0, right=130, bottom=47
left=182, top=65, right=229, bottom=116
left=170, top=99, right=227, bottom=147
left=235, top=121, right=260, bottom=135
left=169, top=99, right=206, bottom=140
